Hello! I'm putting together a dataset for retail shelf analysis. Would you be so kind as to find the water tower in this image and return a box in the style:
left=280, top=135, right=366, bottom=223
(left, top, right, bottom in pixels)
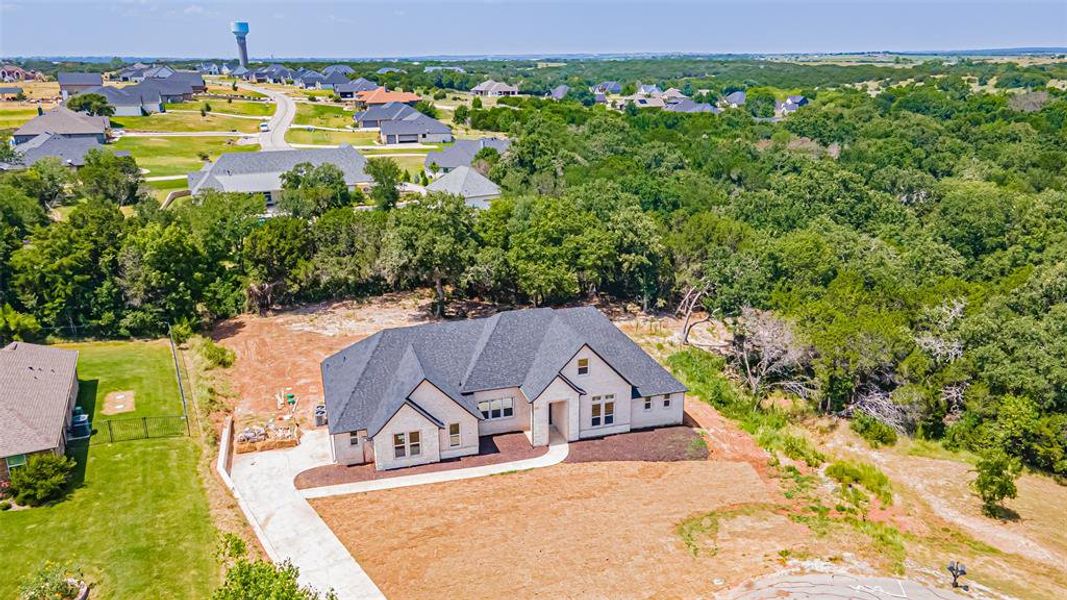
left=231, top=21, right=250, bottom=68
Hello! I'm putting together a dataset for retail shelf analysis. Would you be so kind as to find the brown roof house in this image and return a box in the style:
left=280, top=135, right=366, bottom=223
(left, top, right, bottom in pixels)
left=0, top=342, right=80, bottom=482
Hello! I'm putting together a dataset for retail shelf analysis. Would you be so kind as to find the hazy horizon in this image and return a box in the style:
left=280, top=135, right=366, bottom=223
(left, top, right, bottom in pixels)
left=2, top=0, right=1065, bottom=60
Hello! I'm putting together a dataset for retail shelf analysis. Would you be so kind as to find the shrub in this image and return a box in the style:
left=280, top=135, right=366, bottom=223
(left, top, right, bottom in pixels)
left=18, top=562, right=83, bottom=600
left=8, top=453, right=75, bottom=506
left=826, top=460, right=893, bottom=506
left=200, top=338, right=236, bottom=369
left=0, top=500, right=11, bottom=510
left=972, top=450, right=1021, bottom=517
left=850, top=411, right=898, bottom=448
left=170, top=321, right=195, bottom=344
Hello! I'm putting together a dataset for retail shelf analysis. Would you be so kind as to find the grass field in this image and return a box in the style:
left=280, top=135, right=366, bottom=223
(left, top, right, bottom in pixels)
left=293, top=103, right=353, bottom=129
left=0, top=106, right=39, bottom=130
left=111, top=111, right=261, bottom=133
left=114, top=136, right=257, bottom=177
left=365, top=153, right=428, bottom=175
left=205, top=83, right=266, bottom=99
left=166, top=99, right=274, bottom=118
left=0, top=341, right=218, bottom=599
left=285, top=128, right=377, bottom=146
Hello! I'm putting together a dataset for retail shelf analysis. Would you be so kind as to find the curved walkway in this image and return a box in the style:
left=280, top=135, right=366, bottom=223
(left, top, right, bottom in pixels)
left=229, top=427, right=569, bottom=600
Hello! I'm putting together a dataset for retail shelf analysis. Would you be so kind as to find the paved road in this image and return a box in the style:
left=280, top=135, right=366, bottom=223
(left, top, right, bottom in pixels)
left=239, top=83, right=295, bottom=150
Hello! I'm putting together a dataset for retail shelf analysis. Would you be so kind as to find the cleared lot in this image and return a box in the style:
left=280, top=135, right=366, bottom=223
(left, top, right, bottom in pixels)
left=312, top=459, right=803, bottom=599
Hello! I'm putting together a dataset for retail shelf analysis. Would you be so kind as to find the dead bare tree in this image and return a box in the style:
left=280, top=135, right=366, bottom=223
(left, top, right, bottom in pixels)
left=675, top=280, right=712, bottom=345
left=845, top=386, right=920, bottom=434
left=914, top=299, right=966, bottom=364
left=727, top=307, right=815, bottom=399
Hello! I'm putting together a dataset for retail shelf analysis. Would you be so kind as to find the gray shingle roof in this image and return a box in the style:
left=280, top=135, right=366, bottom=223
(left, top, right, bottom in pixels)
left=423, top=137, right=510, bottom=171
left=323, top=64, right=355, bottom=75
left=725, top=91, right=747, bottom=105
left=57, top=72, right=103, bottom=87
left=425, top=166, right=499, bottom=205
left=548, top=85, right=569, bottom=100
left=320, top=71, right=350, bottom=86
left=322, top=307, right=686, bottom=437
left=471, top=80, right=519, bottom=94
left=353, top=102, right=417, bottom=125
left=0, top=342, right=79, bottom=458
left=10, top=133, right=114, bottom=168
left=13, top=106, right=108, bottom=138
left=80, top=84, right=162, bottom=108
left=664, top=99, right=720, bottom=114
left=335, top=78, right=379, bottom=94
left=379, top=113, right=451, bottom=136
left=188, top=145, right=371, bottom=195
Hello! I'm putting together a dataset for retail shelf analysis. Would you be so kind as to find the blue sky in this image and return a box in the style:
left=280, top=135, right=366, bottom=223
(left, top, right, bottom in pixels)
left=2, top=0, right=1065, bottom=58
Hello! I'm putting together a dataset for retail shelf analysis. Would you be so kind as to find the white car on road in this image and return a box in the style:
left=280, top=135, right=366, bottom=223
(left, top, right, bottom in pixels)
left=259, top=122, right=270, bottom=132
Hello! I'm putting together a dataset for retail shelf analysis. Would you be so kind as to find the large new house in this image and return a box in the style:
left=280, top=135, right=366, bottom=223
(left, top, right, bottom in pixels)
left=425, top=166, right=501, bottom=208
left=424, top=137, right=510, bottom=175
left=322, top=307, right=686, bottom=471
left=379, top=112, right=452, bottom=144
left=471, top=79, right=519, bottom=97
left=0, top=342, right=80, bottom=482
left=12, top=106, right=109, bottom=145
left=353, top=87, right=422, bottom=108
left=187, top=145, right=371, bottom=207
left=2, top=133, right=128, bottom=171
left=57, top=72, right=104, bottom=99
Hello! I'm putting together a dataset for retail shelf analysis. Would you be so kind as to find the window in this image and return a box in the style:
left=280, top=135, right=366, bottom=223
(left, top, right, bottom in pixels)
left=393, top=431, right=421, bottom=459
left=664, top=395, right=672, bottom=409
left=478, top=397, right=514, bottom=420
left=449, top=423, right=461, bottom=447
left=577, top=358, right=589, bottom=375
left=349, top=432, right=360, bottom=446
left=6, top=454, right=27, bottom=470
left=591, top=395, right=615, bottom=427
left=643, top=398, right=652, bottom=411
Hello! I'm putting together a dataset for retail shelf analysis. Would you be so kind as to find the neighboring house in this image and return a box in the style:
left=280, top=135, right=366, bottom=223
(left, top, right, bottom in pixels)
left=425, top=166, right=500, bottom=208
left=376, top=67, right=405, bottom=75
left=2, top=133, right=129, bottom=171
left=664, top=99, right=720, bottom=114
left=317, top=71, right=351, bottom=90
left=353, top=87, right=421, bottom=108
left=115, top=63, right=176, bottom=82
left=0, top=342, right=80, bottom=483
left=12, top=106, right=109, bottom=145
left=627, top=95, right=666, bottom=109
left=57, top=72, right=104, bottom=99
left=777, top=95, right=809, bottom=116
left=424, top=66, right=466, bottom=73
left=424, top=137, right=510, bottom=175
left=594, top=92, right=607, bottom=105
left=229, top=65, right=249, bottom=78
left=592, top=81, right=622, bottom=94
left=0, top=86, right=23, bottom=99
left=352, top=101, right=418, bottom=128
left=198, top=63, right=221, bottom=75
left=1, top=65, right=43, bottom=82
left=187, top=145, right=372, bottom=208
left=636, top=82, right=662, bottom=95
left=322, top=306, right=687, bottom=471
left=251, top=64, right=291, bottom=84
left=294, top=71, right=325, bottom=88
left=335, top=78, right=379, bottom=100
left=660, top=88, right=688, bottom=104
left=379, top=112, right=453, bottom=145
left=323, top=64, right=356, bottom=76
left=723, top=91, right=746, bottom=107
left=547, top=85, right=570, bottom=100
left=76, top=84, right=164, bottom=116
left=471, top=80, right=519, bottom=97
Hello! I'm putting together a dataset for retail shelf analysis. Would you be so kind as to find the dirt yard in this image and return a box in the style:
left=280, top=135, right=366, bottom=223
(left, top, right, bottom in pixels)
left=312, top=459, right=806, bottom=599
left=101, top=390, right=136, bottom=415
left=211, top=293, right=433, bottom=426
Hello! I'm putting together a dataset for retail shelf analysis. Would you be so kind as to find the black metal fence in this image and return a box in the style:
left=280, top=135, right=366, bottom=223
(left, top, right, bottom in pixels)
left=94, top=415, right=190, bottom=443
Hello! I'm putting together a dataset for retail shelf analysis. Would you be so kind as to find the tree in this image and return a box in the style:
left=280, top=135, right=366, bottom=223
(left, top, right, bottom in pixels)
left=13, top=157, right=75, bottom=209
left=279, top=162, right=353, bottom=220
left=379, top=194, right=477, bottom=315
left=242, top=216, right=312, bottom=311
left=116, top=222, right=206, bottom=336
left=971, top=450, right=1021, bottom=517
left=471, top=96, right=482, bottom=109
left=8, top=452, right=76, bottom=506
left=453, top=103, right=469, bottom=125
left=365, top=157, right=402, bottom=211
left=78, top=148, right=143, bottom=205
left=728, top=308, right=814, bottom=399
left=65, top=92, right=114, bottom=117
left=310, top=208, right=385, bottom=296
left=414, top=100, right=438, bottom=118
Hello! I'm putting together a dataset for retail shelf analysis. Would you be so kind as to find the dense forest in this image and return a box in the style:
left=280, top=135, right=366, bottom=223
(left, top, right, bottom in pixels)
left=2, top=60, right=1066, bottom=479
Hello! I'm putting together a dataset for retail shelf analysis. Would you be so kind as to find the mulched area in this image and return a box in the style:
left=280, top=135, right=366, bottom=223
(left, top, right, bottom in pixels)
left=564, top=425, right=709, bottom=463
left=294, top=432, right=548, bottom=490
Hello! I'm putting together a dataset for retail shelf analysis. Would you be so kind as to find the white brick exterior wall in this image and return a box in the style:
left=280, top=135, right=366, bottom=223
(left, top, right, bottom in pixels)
left=372, top=404, right=441, bottom=471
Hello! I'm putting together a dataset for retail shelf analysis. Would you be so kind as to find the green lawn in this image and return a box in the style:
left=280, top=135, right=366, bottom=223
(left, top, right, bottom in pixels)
left=0, top=341, right=218, bottom=599
left=0, top=107, right=39, bottom=129
left=111, top=111, right=261, bottom=133
left=364, top=153, right=429, bottom=175
left=166, top=100, right=274, bottom=118
left=205, top=83, right=265, bottom=99
left=285, top=128, right=377, bottom=146
left=114, top=136, right=258, bottom=177
left=293, top=103, right=353, bottom=129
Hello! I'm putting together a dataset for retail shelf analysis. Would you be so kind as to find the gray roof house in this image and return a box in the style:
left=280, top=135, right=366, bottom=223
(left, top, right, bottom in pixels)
left=471, top=80, right=519, bottom=97
left=592, top=81, right=622, bottom=94
left=323, top=64, right=356, bottom=76
left=724, top=90, right=747, bottom=107
left=424, top=66, right=466, bottom=73
left=0, top=342, right=80, bottom=482
left=376, top=67, right=406, bottom=75
left=335, top=78, right=379, bottom=100
left=379, top=113, right=453, bottom=145
left=353, top=101, right=418, bottom=128
left=637, top=83, right=662, bottom=95
left=664, top=99, right=720, bottom=114
left=317, top=71, right=351, bottom=90
left=425, top=166, right=500, bottom=208
left=294, top=71, right=325, bottom=88
left=548, top=85, right=570, bottom=100
left=187, top=145, right=372, bottom=208
left=321, top=306, right=687, bottom=470
left=57, top=72, right=104, bottom=98
left=77, top=84, right=165, bottom=116
left=424, top=137, right=511, bottom=174
left=12, top=106, right=110, bottom=145
left=3, top=133, right=128, bottom=171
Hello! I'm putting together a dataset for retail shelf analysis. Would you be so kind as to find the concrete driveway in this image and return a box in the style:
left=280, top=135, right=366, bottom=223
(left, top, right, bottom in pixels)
left=239, top=83, right=295, bottom=150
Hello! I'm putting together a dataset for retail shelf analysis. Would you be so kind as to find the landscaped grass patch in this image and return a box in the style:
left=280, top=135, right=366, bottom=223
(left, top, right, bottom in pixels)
left=284, top=128, right=377, bottom=146
left=166, top=100, right=274, bottom=118
left=293, top=103, right=353, bottom=129
left=0, top=107, right=39, bottom=129
left=111, top=111, right=261, bottom=133
left=57, top=339, right=183, bottom=421
left=0, top=438, right=218, bottom=599
left=114, top=136, right=257, bottom=177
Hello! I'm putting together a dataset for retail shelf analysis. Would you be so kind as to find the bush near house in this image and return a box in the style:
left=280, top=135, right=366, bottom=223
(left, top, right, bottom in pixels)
left=8, top=453, right=75, bottom=506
